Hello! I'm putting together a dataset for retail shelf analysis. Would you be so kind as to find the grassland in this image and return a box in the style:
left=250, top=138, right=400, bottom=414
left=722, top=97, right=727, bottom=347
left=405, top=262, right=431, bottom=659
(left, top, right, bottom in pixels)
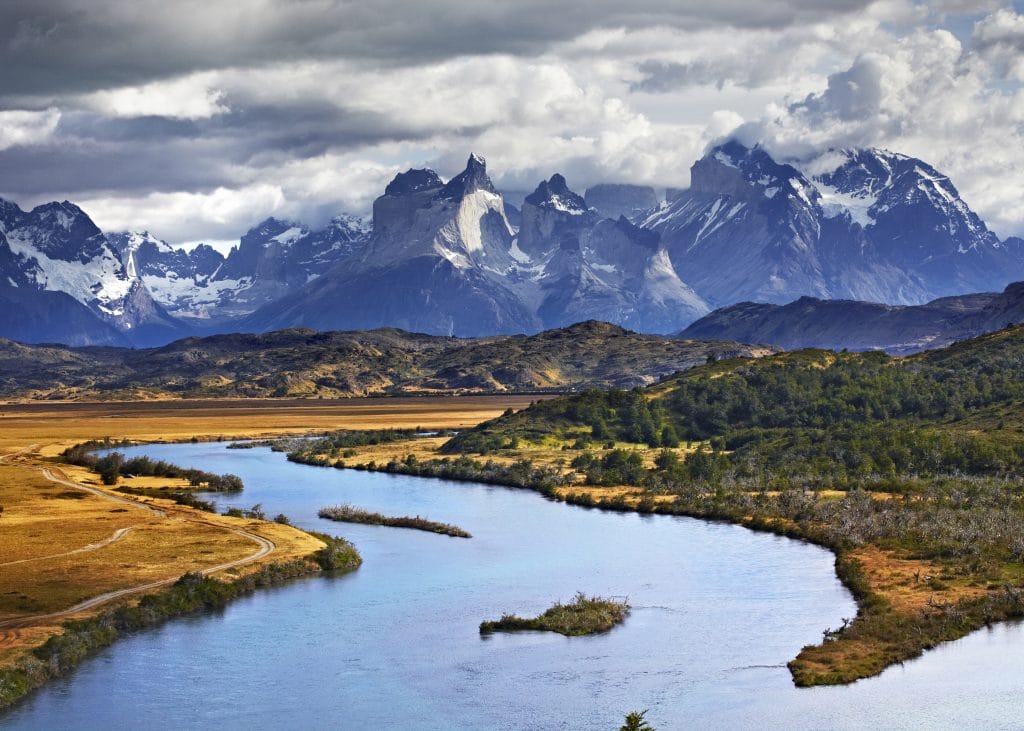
left=0, top=396, right=538, bottom=456
left=0, top=395, right=531, bottom=710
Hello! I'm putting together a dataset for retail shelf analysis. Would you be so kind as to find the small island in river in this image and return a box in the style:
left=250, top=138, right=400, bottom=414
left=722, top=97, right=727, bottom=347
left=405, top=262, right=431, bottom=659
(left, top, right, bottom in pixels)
left=318, top=504, right=472, bottom=538
left=480, top=593, right=630, bottom=636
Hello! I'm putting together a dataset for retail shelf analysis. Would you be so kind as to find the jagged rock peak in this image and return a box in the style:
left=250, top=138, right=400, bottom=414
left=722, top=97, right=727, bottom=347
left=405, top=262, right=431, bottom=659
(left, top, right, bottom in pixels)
left=524, top=173, right=587, bottom=214
left=692, top=140, right=816, bottom=206
left=613, top=215, right=659, bottom=250
left=30, top=200, right=103, bottom=237
left=0, top=197, right=22, bottom=221
left=385, top=168, right=445, bottom=196
left=443, top=153, right=497, bottom=199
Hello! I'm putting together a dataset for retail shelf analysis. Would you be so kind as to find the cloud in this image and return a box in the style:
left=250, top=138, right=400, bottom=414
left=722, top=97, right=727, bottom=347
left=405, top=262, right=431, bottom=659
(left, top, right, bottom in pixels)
left=83, top=74, right=229, bottom=120
left=972, top=8, right=1024, bottom=80
left=0, top=1, right=1021, bottom=243
left=0, top=107, right=60, bottom=151
left=0, top=1, right=878, bottom=98
left=734, top=24, right=1024, bottom=237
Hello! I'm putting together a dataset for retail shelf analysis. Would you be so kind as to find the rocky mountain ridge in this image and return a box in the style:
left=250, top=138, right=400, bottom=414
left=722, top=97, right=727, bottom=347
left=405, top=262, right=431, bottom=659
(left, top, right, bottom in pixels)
left=681, top=280, right=1024, bottom=354
left=2, top=142, right=1022, bottom=347
left=0, top=321, right=773, bottom=400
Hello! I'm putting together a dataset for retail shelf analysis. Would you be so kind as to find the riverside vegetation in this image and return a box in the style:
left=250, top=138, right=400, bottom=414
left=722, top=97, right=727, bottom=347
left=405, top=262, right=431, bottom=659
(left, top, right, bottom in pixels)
left=282, top=325, right=1024, bottom=686
left=480, top=593, right=630, bottom=636
left=0, top=532, right=360, bottom=711
left=63, top=440, right=244, bottom=491
left=318, top=504, right=471, bottom=538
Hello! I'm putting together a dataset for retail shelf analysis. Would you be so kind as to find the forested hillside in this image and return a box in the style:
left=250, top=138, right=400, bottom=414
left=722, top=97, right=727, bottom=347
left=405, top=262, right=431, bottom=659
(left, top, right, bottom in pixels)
left=447, top=324, right=1024, bottom=487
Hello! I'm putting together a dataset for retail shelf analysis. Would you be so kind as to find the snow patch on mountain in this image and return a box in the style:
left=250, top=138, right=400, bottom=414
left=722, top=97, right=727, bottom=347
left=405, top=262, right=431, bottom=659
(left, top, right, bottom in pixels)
left=5, top=230, right=133, bottom=315
left=816, top=180, right=877, bottom=227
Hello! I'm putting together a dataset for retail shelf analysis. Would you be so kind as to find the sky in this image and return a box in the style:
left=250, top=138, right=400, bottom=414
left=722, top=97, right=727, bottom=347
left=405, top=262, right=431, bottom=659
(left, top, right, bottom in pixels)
left=1, top=0, right=1023, bottom=250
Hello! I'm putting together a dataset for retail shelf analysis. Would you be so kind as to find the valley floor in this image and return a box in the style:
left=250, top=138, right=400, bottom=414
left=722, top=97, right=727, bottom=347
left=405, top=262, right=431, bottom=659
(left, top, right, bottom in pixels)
left=2, top=392, right=1012, bottom=702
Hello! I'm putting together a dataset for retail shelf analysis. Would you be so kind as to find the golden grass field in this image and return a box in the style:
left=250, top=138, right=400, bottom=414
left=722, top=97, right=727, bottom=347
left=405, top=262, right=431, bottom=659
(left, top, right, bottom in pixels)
left=0, top=395, right=535, bottom=663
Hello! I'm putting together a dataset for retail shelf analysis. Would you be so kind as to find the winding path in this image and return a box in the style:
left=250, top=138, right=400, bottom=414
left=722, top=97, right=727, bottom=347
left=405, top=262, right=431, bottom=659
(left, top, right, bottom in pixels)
left=0, top=528, right=133, bottom=568
left=0, top=447, right=277, bottom=636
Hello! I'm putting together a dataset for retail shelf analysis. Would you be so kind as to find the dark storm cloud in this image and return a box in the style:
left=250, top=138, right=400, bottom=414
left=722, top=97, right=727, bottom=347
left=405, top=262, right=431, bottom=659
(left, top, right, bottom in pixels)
left=0, top=0, right=875, bottom=98
left=0, top=130, right=236, bottom=197
left=0, top=101, right=460, bottom=198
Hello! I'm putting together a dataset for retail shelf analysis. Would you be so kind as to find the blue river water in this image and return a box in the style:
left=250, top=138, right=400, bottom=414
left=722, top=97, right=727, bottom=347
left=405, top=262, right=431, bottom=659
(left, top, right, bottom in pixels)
left=3, top=442, right=1023, bottom=730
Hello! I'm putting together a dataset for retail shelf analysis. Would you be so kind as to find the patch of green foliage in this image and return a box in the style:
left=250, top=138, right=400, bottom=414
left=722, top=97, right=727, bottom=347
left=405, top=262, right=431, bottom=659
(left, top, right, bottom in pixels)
left=444, top=327, right=1024, bottom=684
left=318, top=504, right=471, bottom=538
left=288, top=449, right=572, bottom=496
left=447, top=329, right=1024, bottom=489
left=0, top=550, right=360, bottom=712
left=63, top=442, right=243, bottom=491
left=620, top=710, right=655, bottom=731
left=480, top=593, right=629, bottom=637
left=115, top=486, right=217, bottom=512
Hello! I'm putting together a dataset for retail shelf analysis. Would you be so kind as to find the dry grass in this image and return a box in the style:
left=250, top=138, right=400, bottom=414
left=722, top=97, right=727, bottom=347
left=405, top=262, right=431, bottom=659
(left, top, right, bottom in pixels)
left=0, top=396, right=525, bottom=664
left=0, top=395, right=538, bottom=455
left=847, top=546, right=989, bottom=613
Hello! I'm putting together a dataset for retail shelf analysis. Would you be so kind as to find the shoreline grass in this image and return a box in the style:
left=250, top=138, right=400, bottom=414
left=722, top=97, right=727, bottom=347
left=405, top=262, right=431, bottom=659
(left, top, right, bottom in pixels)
left=318, top=504, right=471, bottom=538
left=480, top=593, right=630, bottom=636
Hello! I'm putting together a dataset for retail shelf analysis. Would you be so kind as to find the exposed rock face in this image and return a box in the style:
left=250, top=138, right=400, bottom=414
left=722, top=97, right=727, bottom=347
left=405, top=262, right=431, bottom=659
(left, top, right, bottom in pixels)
left=3, top=143, right=1023, bottom=347
left=250, top=161, right=709, bottom=336
left=0, top=198, right=182, bottom=345
left=535, top=215, right=709, bottom=333
left=584, top=184, right=659, bottom=222
left=107, top=214, right=369, bottom=322
left=248, top=155, right=536, bottom=336
left=645, top=141, right=1024, bottom=308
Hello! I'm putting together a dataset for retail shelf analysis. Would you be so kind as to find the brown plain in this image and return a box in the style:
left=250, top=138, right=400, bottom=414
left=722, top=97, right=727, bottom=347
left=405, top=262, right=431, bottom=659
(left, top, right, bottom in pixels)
left=0, top=396, right=533, bottom=663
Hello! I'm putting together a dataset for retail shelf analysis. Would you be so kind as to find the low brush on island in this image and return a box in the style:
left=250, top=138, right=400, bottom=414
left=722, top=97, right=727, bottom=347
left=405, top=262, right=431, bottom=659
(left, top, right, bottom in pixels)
left=480, top=593, right=630, bottom=637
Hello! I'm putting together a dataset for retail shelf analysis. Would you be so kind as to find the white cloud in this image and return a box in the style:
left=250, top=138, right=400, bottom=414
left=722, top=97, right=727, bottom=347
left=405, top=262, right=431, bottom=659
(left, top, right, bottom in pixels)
left=972, top=8, right=1024, bottom=80
left=1, top=1, right=1022, bottom=242
left=736, top=23, right=1024, bottom=237
left=0, top=108, right=60, bottom=151
left=83, top=74, right=228, bottom=120
left=77, top=184, right=287, bottom=243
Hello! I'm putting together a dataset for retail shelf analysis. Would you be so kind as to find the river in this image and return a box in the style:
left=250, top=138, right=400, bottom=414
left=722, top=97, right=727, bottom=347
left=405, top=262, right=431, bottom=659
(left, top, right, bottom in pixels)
left=3, top=442, right=1022, bottom=729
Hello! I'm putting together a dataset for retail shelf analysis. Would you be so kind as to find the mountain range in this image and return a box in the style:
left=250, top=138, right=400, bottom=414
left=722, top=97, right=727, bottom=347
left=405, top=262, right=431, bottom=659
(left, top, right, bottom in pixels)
left=2, top=141, right=1022, bottom=347
left=681, top=281, right=1024, bottom=354
left=0, top=321, right=773, bottom=400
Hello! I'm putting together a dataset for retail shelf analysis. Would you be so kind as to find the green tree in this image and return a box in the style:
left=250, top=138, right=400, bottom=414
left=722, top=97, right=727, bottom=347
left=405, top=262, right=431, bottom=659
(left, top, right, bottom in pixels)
left=619, top=709, right=654, bottom=731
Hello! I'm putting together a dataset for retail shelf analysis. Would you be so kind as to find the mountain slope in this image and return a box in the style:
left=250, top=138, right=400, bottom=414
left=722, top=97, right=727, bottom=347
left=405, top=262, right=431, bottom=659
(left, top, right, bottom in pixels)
left=680, top=293, right=995, bottom=354
left=0, top=284, right=129, bottom=347
left=0, top=321, right=774, bottom=400
left=680, top=280, right=1024, bottom=354
left=645, top=142, right=1024, bottom=308
left=108, top=215, right=369, bottom=322
left=0, top=199, right=186, bottom=345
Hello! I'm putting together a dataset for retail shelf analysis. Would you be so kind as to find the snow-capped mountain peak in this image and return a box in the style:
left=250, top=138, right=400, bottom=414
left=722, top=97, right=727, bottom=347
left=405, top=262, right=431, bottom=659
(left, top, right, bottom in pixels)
left=524, top=173, right=588, bottom=215
left=814, top=147, right=996, bottom=254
